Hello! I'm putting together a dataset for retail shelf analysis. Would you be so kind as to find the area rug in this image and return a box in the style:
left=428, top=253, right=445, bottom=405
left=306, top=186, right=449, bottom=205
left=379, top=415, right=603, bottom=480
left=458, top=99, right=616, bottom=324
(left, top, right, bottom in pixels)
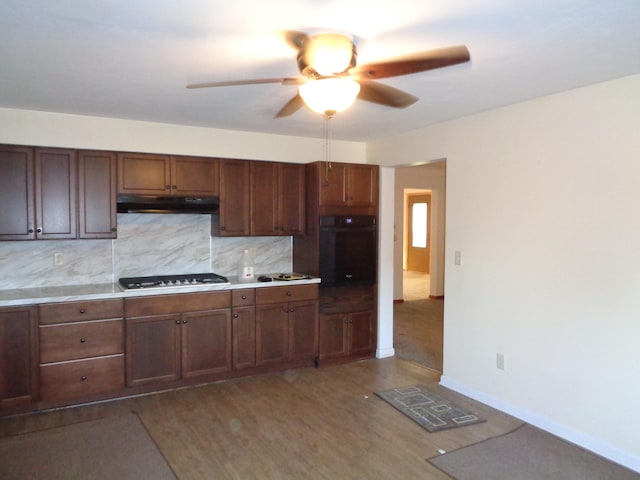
left=375, top=384, right=485, bottom=432
left=0, top=412, right=176, bottom=480
left=429, top=424, right=640, bottom=480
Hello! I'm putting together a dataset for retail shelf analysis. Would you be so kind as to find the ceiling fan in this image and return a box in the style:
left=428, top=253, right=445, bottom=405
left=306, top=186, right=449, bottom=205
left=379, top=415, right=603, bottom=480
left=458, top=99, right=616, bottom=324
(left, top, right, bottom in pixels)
left=187, top=31, right=470, bottom=118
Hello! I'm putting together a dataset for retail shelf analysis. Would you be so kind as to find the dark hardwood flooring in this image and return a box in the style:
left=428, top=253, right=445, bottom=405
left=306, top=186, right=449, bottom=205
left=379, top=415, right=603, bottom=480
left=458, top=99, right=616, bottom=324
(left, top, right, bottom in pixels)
left=0, top=358, right=521, bottom=479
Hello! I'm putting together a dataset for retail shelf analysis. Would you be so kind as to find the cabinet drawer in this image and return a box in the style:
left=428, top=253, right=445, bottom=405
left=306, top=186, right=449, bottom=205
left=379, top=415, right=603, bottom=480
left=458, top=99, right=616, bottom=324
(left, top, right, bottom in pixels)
left=125, top=291, right=230, bottom=317
left=232, top=288, right=255, bottom=306
left=40, top=355, right=125, bottom=401
left=39, top=299, right=123, bottom=325
left=256, top=284, right=318, bottom=305
left=40, top=319, right=124, bottom=363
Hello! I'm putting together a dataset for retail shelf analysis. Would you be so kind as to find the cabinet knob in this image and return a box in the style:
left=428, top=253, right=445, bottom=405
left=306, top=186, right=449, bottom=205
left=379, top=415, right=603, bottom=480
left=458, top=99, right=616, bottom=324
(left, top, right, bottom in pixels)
left=233, top=313, right=239, bottom=319
left=176, top=320, right=181, bottom=325
left=286, top=291, right=292, bottom=296
left=28, top=228, right=34, bottom=234
left=220, top=226, right=226, bottom=231
left=111, top=227, right=117, bottom=232
left=289, top=308, right=294, bottom=313
left=182, top=319, right=188, bottom=324
left=80, top=338, right=86, bottom=343
left=80, top=375, right=87, bottom=381
left=36, top=228, right=42, bottom=233
left=79, top=309, right=86, bottom=314
left=165, top=184, right=171, bottom=189
left=241, top=295, right=247, bottom=300
left=172, top=185, right=177, bottom=189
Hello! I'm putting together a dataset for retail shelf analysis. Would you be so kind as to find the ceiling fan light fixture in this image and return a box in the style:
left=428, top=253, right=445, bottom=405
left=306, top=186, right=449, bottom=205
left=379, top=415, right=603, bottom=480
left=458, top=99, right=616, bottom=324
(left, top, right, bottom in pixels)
left=306, top=34, right=356, bottom=76
left=299, top=77, right=361, bottom=116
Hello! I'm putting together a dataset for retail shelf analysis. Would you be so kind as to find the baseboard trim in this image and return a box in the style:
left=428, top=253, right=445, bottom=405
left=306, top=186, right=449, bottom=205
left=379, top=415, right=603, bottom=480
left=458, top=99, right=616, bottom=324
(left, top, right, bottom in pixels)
left=376, top=347, right=395, bottom=359
left=439, top=375, right=640, bottom=473
left=393, top=299, right=404, bottom=304
left=428, top=295, right=444, bottom=300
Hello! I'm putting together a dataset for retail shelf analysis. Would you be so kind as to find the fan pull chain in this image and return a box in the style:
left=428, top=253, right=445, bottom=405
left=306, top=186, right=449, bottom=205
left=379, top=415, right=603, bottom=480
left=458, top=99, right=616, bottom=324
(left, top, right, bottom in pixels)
left=323, top=113, right=332, bottom=183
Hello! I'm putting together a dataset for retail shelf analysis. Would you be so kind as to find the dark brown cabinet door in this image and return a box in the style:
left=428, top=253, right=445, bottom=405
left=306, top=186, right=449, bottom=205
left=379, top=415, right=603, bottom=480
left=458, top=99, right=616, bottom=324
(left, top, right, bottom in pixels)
left=250, top=161, right=305, bottom=236
left=279, top=163, right=305, bottom=235
left=319, top=313, right=349, bottom=360
left=347, top=164, right=378, bottom=208
left=181, top=309, right=231, bottom=378
left=172, top=156, right=219, bottom=196
left=125, top=314, right=181, bottom=387
left=215, top=159, right=250, bottom=236
left=0, top=306, right=39, bottom=408
left=78, top=150, right=117, bottom=238
left=232, top=306, right=256, bottom=370
left=349, top=310, right=375, bottom=358
left=34, top=148, right=77, bottom=239
left=317, top=161, right=378, bottom=209
left=318, top=162, right=348, bottom=207
left=255, top=304, right=289, bottom=366
left=250, top=161, right=279, bottom=235
left=117, top=153, right=172, bottom=195
left=288, top=300, right=318, bottom=361
left=0, top=145, right=35, bottom=240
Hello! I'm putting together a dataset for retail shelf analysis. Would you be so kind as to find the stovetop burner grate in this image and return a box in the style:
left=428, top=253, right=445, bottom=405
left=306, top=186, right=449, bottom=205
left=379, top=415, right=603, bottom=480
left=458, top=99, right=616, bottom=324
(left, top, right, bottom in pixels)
left=119, top=273, right=229, bottom=290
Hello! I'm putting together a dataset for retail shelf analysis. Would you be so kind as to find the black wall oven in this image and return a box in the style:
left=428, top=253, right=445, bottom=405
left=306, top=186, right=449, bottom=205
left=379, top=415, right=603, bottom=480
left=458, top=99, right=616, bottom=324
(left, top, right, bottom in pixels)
left=319, top=215, right=377, bottom=287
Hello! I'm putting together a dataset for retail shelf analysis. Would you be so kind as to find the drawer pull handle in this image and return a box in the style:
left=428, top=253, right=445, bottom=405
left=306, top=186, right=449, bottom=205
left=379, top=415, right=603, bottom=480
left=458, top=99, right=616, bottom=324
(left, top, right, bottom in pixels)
left=286, top=291, right=292, bottom=296
left=182, top=320, right=188, bottom=324
left=79, top=309, right=86, bottom=314
left=80, top=375, right=87, bottom=381
left=175, top=320, right=181, bottom=325
left=241, top=295, right=247, bottom=300
left=233, top=314, right=239, bottom=319
left=80, top=338, right=86, bottom=343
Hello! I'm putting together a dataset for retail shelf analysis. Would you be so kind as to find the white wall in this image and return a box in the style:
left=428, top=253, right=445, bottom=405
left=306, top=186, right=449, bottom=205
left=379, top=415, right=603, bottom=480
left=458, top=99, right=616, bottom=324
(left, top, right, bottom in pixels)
left=0, top=108, right=366, bottom=164
left=394, top=164, right=446, bottom=299
left=369, top=73, right=640, bottom=471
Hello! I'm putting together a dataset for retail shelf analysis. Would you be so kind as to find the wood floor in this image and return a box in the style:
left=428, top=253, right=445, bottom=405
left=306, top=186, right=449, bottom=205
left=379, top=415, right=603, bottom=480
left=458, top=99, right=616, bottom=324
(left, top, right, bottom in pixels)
left=0, top=358, right=522, bottom=479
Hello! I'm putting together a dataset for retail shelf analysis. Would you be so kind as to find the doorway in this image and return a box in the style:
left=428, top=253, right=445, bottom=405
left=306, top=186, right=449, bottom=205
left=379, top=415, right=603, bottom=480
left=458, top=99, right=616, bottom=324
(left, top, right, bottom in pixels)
left=393, top=164, right=446, bottom=372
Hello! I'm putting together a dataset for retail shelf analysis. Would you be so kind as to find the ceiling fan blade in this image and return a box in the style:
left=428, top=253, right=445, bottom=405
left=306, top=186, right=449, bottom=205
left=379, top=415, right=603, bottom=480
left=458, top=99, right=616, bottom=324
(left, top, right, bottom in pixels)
left=186, top=77, right=304, bottom=89
left=283, top=30, right=310, bottom=50
left=352, top=45, right=470, bottom=80
left=274, top=93, right=305, bottom=118
left=357, top=81, right=419, bottom=108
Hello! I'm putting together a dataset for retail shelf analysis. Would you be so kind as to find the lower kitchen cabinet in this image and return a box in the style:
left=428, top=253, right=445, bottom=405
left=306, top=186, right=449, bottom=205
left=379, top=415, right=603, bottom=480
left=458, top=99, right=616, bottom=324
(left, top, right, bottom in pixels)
left=255, top=284, right=319, bottom=366
left=0, top=305, right=39, bottom=408
left=38, top=299, right=125, bottom=402
left=232, top=289, right=256, bottom=370
left=124, top=292, right=232, bottom=387
left=319, top=310, right=376, bottom=361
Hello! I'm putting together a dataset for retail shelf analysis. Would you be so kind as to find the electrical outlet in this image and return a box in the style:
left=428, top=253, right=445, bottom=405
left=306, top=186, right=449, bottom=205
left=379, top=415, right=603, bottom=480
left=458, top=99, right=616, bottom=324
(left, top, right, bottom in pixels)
left=54, top=253, right=64, bottom=266
left=496, top=353, right=505, bottom=370
left=454, top=250, right=463, bottom=265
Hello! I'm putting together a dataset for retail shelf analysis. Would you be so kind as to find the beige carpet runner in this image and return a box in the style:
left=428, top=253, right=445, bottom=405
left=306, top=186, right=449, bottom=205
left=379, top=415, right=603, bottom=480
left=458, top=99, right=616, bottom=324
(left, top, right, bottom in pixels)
left=0, top=412, right=176, bottom=479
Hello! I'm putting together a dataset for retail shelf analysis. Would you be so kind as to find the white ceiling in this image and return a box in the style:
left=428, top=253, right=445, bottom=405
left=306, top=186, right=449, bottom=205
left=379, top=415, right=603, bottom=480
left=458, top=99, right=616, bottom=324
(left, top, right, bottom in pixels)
left=1, top=0, right=640, bottom=142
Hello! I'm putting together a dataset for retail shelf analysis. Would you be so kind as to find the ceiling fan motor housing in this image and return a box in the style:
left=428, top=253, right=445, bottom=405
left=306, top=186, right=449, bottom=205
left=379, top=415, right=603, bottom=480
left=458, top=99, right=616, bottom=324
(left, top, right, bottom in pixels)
left=297, top=33, right=357, bottom=79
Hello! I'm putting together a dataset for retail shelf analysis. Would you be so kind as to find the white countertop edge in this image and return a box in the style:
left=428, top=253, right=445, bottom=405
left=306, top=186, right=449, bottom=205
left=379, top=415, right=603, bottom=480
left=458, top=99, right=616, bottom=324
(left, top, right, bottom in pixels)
left=0, top=277, right=321, bottom=307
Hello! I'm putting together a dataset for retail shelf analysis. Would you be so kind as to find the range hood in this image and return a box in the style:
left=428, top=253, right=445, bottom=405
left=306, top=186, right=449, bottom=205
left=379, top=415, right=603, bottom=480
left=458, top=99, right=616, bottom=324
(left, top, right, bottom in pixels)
left=116, top=194, right=219, bottom=214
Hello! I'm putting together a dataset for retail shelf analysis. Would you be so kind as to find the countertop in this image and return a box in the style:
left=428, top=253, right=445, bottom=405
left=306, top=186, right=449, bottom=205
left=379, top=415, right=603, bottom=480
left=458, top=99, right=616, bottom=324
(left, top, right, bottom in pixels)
left=0, top=275, right=321, bottom=307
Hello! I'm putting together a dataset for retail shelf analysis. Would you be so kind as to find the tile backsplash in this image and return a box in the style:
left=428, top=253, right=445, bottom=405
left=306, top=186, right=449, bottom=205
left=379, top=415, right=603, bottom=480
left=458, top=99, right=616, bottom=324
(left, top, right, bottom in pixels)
left=0, top=214, right=292, bottom=289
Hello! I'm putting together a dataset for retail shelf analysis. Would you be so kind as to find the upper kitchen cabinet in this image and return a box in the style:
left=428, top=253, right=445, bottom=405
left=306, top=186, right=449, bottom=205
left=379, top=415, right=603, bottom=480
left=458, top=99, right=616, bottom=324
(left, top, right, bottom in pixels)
left=0, top=145, right=35, bottom=240
left=117, top=153, right=219, bottom=196
left=1, top=145, right=117, bottom=241
left=251, top=161, right=305, bottom=236
left=0, top=146, right=78, bottom=240
left=212, top=159, right=250, bottom=236
left=311, top=161, right=378, bottom=215
left=35, top=148, right=77, bottom=240
left=78, top=151, right=117, bottom=239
